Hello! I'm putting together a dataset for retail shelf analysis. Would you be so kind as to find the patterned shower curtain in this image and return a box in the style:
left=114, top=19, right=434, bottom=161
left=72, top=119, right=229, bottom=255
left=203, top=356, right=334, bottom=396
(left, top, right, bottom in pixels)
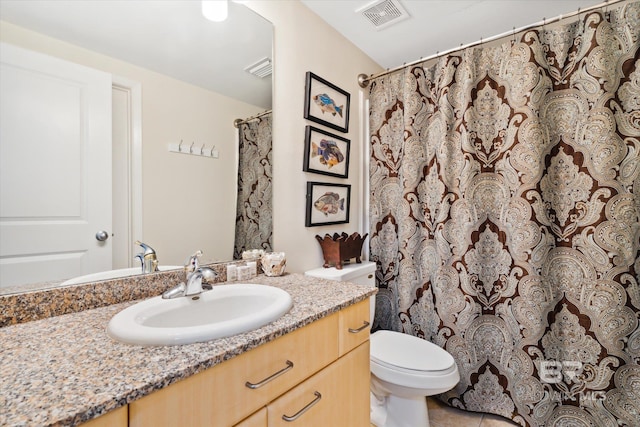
left=234, top=113, right=273, bottom=259
left=369, top=3, right=639, bottom=426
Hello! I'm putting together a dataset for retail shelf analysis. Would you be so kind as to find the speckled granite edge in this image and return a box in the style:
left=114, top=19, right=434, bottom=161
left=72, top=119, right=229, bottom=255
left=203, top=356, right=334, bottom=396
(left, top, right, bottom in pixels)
left=0, top=273, right=376, bottom=427
left=0, top=262, right=247, bottom=327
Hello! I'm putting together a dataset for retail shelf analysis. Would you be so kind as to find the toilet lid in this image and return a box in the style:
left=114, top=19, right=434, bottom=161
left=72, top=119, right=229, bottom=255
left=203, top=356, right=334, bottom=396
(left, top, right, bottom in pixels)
left=370, top=330, right=455, bottom=372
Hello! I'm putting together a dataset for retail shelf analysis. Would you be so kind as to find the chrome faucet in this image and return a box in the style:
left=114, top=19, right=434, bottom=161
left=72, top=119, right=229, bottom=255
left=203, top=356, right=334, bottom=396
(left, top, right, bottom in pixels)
left=134, top=241, right=159, bottom=273
left=185, top=266, right=217, bottom=296
left=162, top=250, right=218, bottom=299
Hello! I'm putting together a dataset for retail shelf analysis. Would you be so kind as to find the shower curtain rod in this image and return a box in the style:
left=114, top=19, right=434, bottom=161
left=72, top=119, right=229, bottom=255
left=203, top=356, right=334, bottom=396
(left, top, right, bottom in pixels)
left=357, top=0, right=624, bottom=88
left=233, top=109, right=272, bottom=128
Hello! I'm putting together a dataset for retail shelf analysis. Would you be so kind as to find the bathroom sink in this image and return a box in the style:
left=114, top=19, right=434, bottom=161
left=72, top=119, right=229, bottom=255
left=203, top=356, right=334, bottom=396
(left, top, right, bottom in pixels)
left=60, top=266, right=182, bottom=286
left=107, top=284, right=293, bottom=345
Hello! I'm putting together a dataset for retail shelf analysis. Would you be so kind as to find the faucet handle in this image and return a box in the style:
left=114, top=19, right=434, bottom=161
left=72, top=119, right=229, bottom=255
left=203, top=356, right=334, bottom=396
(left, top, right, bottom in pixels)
left=135, top=240, right=157, bottom=257
left=185, top=250, right=203, bottom=273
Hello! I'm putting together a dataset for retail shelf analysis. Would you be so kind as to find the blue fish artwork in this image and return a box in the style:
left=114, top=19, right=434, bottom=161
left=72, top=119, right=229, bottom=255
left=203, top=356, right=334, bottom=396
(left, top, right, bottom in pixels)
left=313, top=93, right=343, bottom=117
left=311, top=139, right=345, bottom=169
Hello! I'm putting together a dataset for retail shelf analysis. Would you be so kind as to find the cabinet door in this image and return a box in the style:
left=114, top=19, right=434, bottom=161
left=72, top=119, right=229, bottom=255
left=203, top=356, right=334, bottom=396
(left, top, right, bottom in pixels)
left=268, top=341, right=370, bottom=426
left=339, top=299, right=370, bottom=356
left=80, top=405, right=127, bottom=427
left=235, top=408, right=267, bottom=427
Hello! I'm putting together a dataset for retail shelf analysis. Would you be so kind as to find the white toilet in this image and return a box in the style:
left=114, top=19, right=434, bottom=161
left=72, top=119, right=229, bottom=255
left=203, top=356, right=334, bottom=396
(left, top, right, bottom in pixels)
left=305, top=262, right=460, bottom=427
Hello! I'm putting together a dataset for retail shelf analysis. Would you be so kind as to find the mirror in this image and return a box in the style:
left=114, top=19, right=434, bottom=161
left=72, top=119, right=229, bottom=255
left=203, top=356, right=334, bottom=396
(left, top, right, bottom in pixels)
left=0, top=1, right=273, bottom=294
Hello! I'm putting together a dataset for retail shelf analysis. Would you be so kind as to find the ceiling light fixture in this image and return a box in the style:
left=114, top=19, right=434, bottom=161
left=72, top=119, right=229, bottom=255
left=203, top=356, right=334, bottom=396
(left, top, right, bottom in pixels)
left=202, top=0, right=228, bottom=22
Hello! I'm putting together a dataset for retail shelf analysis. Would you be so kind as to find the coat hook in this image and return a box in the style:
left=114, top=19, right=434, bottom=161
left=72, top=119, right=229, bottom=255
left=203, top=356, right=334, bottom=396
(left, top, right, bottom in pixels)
left=210, top=146, right=214, bottom=156
left=189, top=141, right=195, bottom=154
left=178, top=139, right=184, bottom=151
left=200, top=144, right=205, bottom=155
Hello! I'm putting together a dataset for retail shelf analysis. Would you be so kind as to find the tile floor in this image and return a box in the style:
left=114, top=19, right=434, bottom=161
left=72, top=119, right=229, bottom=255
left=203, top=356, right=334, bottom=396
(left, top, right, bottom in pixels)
left=371, top=397, right=519, bottom=427
left=426, top=398, right=518, bottom=427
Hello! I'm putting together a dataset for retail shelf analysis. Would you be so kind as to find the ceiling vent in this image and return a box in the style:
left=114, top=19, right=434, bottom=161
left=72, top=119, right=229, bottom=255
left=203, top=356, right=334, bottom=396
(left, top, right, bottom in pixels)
left=244, top=57, right=272, bottom=78
left=357, top=0, right=410, bottom=31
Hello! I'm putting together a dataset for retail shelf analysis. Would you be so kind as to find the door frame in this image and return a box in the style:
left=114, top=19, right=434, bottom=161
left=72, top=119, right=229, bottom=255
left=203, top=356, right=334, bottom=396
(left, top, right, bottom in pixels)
left=112, top=76, right=142, bottom=267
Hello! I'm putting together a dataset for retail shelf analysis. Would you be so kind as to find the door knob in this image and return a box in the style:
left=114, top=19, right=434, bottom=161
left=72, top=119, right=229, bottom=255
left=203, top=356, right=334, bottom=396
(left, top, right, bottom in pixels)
left=95, top=230, right=109, bottom=241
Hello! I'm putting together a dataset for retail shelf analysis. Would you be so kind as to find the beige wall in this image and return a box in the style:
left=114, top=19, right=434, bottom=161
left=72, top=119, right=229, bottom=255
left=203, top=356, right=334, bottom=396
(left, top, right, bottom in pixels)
left=0, top=22, right=263, bottom=266
left=246, top=1, right=383, bottom=273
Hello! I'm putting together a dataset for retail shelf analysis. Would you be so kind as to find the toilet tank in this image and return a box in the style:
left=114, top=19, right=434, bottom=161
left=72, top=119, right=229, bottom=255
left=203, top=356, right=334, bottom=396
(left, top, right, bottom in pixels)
left=305, top=261, right=376, bottom=324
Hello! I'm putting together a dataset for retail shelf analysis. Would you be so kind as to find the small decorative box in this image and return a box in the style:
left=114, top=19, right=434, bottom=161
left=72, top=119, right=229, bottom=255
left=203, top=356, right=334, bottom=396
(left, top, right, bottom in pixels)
left=315, top=232, right=368, bottom=270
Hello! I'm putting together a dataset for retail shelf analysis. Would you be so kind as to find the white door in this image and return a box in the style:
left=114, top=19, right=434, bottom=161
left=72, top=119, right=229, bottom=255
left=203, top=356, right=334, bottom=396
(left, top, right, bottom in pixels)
left=0, top=43, right=112, bottom=288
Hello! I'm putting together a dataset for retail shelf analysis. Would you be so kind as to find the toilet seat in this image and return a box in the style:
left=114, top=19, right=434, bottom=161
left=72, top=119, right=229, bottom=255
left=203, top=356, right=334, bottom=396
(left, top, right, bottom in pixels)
left=370, top=330, right=458, bottom=391
left=371, top=330, right=455, bottom=372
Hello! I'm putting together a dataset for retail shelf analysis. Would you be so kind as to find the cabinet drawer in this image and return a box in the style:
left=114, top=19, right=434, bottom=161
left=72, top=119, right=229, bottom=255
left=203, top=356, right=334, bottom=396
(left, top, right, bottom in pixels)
left=268, top=341, right=370, bottom=427
left=339, top=299, right=370, bottom=356
left=130, top=312, right=339, bottom=427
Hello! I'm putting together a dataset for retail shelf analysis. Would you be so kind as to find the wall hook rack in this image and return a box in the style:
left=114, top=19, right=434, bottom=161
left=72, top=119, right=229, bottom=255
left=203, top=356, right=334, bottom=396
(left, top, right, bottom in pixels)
left=168, top=140, right=219, bottom=158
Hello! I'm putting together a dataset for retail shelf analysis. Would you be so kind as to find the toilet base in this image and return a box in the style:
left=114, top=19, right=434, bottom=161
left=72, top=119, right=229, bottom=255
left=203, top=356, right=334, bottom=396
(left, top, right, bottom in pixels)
left=371, top=392, right=430, bottom=427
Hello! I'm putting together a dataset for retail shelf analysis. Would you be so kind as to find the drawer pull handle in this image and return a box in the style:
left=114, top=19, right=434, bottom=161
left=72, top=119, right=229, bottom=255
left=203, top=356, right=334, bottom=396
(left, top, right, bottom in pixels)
left=348, top=320, right=370, bottom=333
left=245, top=360, right=294, bottom=389
left=282, top=391, right=322, bottom=422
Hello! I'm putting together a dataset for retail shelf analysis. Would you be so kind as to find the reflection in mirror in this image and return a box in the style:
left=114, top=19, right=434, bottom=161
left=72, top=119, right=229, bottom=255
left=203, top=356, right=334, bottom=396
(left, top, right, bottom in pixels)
left=234, top=111, right=273, bottom=259
left=0, top=1, right=273, bottom=294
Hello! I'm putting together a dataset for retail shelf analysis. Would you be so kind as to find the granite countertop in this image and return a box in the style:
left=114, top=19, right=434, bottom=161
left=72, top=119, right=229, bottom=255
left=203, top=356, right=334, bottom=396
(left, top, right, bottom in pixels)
left=0, top=273, right=376, bottom=427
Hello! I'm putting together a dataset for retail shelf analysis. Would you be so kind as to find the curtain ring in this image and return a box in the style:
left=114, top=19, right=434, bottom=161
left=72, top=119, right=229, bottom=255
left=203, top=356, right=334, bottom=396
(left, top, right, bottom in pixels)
left=511, top=26, right=516, bottom=45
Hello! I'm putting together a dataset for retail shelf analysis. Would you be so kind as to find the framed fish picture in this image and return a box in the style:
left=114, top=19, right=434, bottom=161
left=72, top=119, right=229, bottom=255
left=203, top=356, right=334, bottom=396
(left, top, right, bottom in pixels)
left=303, top=72, right=350, bottom=133
left=303, top=126, right=350, bottom=179
left=305, top=182, right=351, bottom=227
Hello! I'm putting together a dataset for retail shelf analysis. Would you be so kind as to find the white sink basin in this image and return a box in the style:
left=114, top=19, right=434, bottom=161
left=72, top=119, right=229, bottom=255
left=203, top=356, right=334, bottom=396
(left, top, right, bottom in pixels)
left=107, top=284, right=293, bottom=345
left=60, top=266, right=182, bottom=286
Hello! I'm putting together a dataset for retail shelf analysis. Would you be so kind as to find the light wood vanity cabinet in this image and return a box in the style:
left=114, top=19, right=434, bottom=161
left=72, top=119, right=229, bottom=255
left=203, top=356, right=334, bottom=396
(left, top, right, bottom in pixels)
left=81, top=405, right=128, bottom=427
left=339, top=297, right=371, bottom=356
left=127, top=300, right=370, bottom=427
left=266, top=342, right=369, bottom=426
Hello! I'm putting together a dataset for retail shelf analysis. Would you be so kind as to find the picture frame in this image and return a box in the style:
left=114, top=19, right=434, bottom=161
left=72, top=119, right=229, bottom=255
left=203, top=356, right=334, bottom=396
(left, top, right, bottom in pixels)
left=304, top=72, right=350, bottom=133
left=303, top=126, right=350, bottom=179
left=305, top=182, right=351, bottom=227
